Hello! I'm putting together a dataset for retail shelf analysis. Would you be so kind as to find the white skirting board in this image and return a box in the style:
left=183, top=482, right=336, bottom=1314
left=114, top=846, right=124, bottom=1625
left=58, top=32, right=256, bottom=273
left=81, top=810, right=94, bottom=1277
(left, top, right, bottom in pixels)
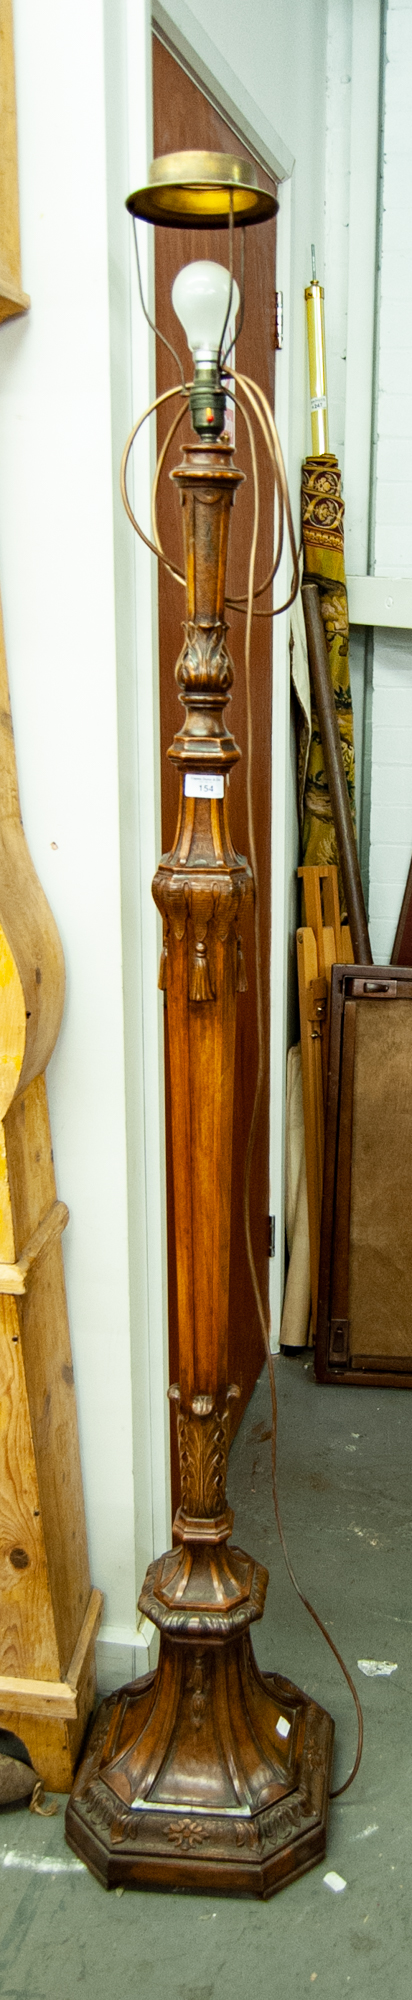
left=96, top=1619, right=159, bottom=1696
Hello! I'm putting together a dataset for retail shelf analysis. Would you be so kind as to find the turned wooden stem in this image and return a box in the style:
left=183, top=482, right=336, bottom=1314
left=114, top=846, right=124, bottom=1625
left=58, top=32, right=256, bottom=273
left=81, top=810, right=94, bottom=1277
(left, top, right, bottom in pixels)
left=152, top=442, right=252, bottom=1524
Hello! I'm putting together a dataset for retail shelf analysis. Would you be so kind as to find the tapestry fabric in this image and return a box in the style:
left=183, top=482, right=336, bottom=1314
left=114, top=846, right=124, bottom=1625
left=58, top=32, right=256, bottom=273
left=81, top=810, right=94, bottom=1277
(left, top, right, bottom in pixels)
left=298, top=454, right=356, bottom=908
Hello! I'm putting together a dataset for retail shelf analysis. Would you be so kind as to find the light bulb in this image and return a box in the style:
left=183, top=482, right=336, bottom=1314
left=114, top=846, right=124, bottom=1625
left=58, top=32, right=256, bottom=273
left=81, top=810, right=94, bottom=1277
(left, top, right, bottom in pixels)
left=172, top=261, right=240, bottom=364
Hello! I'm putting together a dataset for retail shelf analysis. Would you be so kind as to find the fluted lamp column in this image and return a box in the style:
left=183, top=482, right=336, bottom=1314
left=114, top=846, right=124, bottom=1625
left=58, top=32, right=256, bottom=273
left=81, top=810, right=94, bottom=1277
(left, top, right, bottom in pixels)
left=66, top=152, right=334, bottom=1897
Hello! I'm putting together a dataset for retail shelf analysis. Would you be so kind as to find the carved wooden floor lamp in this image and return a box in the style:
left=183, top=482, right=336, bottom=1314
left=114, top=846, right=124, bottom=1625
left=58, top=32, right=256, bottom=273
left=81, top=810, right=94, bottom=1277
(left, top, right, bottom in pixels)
left=66, top=153, right=334, bottom=1895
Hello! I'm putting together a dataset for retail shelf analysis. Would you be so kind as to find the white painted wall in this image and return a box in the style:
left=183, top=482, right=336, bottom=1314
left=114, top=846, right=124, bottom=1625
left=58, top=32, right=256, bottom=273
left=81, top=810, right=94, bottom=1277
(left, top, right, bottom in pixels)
left=0, top=0, right=131, bottom=1636
left=369, top=631, right=412, bottom=961
left=0, top=0, right=168, bottom=1691
left=324, top=0, right=380, bottom=547
left=324, top=0, right=352, bottom=468
left=322, top=0, right=381, bottom=861
left=324, top=0, right=412, bottom=955
left=368, top=0, right=412, bottom=961
left=0, top=0, right=330, bottom=1689
left=159, top=0, right=327, bottom=521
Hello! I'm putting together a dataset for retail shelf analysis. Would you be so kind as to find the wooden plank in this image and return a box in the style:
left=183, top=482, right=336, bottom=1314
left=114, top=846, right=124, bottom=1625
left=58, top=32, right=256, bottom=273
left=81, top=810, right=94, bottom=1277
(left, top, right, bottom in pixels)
left=329, top=1001, right=357, bottom=1338
left=66, top=1587, right=104, bottom=1690
left=0, top=90, right=99, bottom=1779
left=0, top=1291, right=61, bottom=1679
left=322, top=868, right=343, bottom=961
left=0, top=0, right=30, bottom=321
left=0, top=601, right=65, bottom=1096
left=299, top=867, right=326, bottom=975
left=4, top=1075, right=57, bottom=1257
left=0, top=1674, right=78, bottom=1720
left=341, top=923, right=354, bottom=963
left=297, top=926, right=325, bottom=1326
left=19, top=1234, right=91, bottom=1677
left=299, top=862, right=351, bottom=973
left=0, top=1588, right=103, bottom=1720
left=0, top=1589, right=103, bottom=1788
left=315, top=967, right=346, bottom=1380
left=0, top=597, right=94, bottom=1694
left=0, top=1198, right=68, bottom=1293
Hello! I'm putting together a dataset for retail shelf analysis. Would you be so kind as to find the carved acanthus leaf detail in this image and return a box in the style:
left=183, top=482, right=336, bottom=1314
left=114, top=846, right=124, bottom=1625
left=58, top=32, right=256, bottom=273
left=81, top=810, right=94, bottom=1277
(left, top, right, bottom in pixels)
left=175, top=621, right=234, bottom=696
left=170, top=1384, right=240, bottom=1519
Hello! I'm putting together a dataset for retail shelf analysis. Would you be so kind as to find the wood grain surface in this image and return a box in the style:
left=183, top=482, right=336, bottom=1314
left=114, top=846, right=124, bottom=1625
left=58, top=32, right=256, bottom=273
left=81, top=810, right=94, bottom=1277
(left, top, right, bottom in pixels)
left=0, top=592, right=99, bottom=1784
left=153, top=36, right=278, bottom=1500
left=0, top=0, right=30, bottom=320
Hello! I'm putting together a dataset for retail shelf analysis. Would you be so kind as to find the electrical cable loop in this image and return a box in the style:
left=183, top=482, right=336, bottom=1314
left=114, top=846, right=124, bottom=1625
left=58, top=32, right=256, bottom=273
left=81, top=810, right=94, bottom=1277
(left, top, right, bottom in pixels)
left=120, top=373, right=299, bottom=613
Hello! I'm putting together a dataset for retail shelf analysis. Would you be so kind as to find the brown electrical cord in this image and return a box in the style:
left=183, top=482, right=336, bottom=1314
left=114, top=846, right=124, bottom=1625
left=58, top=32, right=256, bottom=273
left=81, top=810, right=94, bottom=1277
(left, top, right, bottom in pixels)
left=121, top=374, right=363, bottom=1801
left=121, top=372, right=297, bottom=614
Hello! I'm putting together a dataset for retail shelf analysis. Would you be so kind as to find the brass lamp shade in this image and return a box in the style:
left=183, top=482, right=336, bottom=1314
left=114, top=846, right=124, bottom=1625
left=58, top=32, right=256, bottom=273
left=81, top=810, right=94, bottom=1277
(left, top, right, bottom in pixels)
left=126, top=150, right=278, bottom=228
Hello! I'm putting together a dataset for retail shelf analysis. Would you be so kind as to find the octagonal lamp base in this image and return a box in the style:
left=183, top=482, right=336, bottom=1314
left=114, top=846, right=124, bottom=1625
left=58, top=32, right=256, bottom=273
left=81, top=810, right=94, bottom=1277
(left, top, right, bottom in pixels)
left=66, top=1585, right=334, bottom=1898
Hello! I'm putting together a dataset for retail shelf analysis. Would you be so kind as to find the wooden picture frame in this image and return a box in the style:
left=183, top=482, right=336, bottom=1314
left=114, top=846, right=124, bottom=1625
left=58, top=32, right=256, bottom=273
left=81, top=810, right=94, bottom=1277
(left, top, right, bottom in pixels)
left=316, top=962, right=412, bottom=1388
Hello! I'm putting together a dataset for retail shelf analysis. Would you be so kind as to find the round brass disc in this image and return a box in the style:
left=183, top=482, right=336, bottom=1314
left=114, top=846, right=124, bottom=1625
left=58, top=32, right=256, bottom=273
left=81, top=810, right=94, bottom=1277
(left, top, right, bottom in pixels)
left=126, top=149, right=278, bottom=228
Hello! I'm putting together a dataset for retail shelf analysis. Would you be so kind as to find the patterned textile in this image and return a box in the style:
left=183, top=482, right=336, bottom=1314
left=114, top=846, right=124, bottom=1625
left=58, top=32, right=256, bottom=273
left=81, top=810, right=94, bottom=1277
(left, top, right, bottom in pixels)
left=299, top=454, right=356, bottom=909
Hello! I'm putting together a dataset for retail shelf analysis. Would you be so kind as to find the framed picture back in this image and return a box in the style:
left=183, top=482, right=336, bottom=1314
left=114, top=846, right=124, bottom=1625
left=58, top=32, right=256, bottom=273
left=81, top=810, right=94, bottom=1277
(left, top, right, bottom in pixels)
left=316, top=963, right=412, bottom=1387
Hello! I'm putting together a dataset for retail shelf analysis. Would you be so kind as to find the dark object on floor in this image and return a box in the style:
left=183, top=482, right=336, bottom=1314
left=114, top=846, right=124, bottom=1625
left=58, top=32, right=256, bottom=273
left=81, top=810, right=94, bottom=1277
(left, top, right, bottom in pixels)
left=391, top=855, right=412, bottom=965
left=0, top=1727, right=37, bottom=1806
left=281, top=1345, right=308, bottom=1357
left=316, top=962, right=412, bottom=1385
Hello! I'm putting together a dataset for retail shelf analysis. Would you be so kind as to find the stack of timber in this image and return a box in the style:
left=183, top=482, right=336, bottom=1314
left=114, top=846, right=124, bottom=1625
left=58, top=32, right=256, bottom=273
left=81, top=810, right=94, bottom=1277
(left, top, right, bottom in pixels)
left=0, top=600, right=102, bottom=1789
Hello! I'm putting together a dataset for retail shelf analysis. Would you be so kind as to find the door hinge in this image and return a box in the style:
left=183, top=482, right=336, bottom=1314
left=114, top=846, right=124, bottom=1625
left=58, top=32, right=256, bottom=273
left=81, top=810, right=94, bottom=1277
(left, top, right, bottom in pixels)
left=268, top=1215, right=276, bottom=1258
left=273, top=290, right=283, bottom=351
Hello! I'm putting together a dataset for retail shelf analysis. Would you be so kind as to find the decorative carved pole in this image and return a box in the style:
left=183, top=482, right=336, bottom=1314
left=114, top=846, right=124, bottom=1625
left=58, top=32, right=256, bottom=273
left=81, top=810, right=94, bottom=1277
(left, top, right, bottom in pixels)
left=67, top=440, right=333, bottom=1895
left=153, top=442, right=251, bottom=1570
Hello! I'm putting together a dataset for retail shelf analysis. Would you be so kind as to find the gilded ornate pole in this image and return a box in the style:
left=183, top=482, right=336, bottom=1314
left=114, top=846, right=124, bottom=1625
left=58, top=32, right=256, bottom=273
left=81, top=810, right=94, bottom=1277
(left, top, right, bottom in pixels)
left=66, top=437, right=334, bottom=1895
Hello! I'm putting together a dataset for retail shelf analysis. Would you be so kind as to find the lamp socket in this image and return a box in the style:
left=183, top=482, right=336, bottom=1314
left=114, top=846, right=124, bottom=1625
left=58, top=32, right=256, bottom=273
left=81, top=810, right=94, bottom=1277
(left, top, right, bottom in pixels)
left=190, top=365, right=226, bottom=440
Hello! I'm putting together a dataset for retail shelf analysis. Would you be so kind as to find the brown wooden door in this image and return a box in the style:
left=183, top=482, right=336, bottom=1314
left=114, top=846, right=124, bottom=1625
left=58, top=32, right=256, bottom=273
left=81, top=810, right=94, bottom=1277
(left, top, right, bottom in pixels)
left=153, top=35, right=277, bottom=1504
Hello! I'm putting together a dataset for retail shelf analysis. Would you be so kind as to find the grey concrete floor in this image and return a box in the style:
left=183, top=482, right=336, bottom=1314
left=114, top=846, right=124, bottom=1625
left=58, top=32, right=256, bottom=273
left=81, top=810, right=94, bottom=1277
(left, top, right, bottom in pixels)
left=1, top=1352, right=411, bottom=1998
